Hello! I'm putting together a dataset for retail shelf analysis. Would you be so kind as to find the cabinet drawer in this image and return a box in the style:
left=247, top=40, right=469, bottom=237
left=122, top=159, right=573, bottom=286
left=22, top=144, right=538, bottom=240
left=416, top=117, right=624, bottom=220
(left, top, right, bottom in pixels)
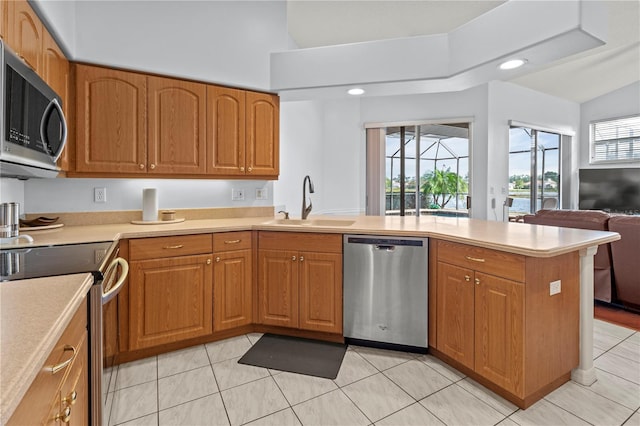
left=437, top=240, right=525, bottom=282
left=7, top=298, right=87, bottom=425
left=213, top=231, right=252, bottom=252
left=259, top=231, right=342, bottom=253
left=129, top=234, right=212, bottom=261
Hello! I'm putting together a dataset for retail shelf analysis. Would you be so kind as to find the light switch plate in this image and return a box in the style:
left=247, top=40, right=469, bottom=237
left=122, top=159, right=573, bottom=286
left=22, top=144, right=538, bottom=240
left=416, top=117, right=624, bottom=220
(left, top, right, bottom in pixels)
left=550, top=280, right=561, bottom=296
left=255, top=188, right=268, bottom=200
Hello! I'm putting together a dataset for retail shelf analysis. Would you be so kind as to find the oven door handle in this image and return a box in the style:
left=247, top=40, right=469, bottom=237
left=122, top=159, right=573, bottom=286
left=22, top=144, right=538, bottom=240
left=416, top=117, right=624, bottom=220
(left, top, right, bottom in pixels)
left=101, top=257, right=129, bottom=304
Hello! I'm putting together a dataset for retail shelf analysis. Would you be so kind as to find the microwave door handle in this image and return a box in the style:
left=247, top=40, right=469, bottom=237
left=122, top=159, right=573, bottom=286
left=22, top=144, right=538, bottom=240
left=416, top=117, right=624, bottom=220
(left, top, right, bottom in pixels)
left=40, top=98, right=68, bottom=162
left=101, top=257, right=129, bottom=304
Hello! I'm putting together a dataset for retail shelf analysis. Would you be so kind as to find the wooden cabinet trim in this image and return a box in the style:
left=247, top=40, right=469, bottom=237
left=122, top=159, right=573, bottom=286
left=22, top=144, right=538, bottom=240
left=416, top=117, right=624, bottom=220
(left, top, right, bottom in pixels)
left=213, top=231, right=252, bottom=252
left=258, top=231, right=342, bottom=253
left=129, top=234, right=213, bottom=261
left=436, top=239, right=525, bottom=282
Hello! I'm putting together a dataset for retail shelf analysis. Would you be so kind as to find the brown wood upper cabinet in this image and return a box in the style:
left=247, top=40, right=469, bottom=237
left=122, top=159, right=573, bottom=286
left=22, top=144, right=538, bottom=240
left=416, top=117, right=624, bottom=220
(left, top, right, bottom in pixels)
left=207, top=87, right=279, bottom=177
left=75, top=64, right=279, bottom=178
left=149, top=76, right=207, bottom=174
left=7, top=0, right=43, bottom=72
left=42, top=31, right=70, bottom=171
left=76, top=65, right=148, bottom=174
left=1, top=1, right=7, bottom=41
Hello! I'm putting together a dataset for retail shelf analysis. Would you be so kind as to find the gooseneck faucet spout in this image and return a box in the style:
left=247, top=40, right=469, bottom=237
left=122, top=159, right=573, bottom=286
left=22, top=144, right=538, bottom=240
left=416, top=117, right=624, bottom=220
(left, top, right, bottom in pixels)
left=302, top=175, right=315, bottom=220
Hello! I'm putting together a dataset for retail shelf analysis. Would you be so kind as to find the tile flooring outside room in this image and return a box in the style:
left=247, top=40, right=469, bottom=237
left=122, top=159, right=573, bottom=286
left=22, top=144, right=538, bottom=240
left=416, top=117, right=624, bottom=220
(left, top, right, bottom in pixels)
left=104, top=320, right=640, bottom=426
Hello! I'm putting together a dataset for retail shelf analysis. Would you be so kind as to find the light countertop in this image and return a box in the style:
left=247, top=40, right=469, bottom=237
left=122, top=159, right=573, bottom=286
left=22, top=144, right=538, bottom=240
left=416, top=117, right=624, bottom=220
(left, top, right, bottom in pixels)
left=0, top=214, right=620, bottom=422
left=0, top=273, right=93, bottom=424
left=2, top=214, right=620, bottom=258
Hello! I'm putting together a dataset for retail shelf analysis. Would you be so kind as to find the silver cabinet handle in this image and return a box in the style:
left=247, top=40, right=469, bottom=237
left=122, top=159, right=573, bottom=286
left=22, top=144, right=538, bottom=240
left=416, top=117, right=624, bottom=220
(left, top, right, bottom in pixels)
left=300, top=256, right=304, bottom=262
left=292, top=256, right=296, bottom=261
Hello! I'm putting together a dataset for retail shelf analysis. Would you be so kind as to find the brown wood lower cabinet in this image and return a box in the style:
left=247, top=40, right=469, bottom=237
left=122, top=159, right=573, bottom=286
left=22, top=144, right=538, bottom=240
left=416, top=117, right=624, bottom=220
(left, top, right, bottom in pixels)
left=258, top=232, right=343, bottom=335
left=213, top=232, right=253, bottom=331
left=129, top=254, right=213, bottom=350
left=433, top=239, right=579, bottom=408
left=8, top=298, right=88, bottom=425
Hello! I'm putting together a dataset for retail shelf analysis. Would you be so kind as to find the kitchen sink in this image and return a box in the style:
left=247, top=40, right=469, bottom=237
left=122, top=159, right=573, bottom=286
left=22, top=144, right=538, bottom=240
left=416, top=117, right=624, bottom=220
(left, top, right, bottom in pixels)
left=265, top=219, right=355, bottom=227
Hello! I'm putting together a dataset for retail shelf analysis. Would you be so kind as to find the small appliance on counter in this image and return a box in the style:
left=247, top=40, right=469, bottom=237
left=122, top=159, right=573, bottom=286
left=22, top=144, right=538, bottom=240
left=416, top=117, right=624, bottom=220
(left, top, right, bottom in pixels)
left=0, top=202, right=33, bottom=245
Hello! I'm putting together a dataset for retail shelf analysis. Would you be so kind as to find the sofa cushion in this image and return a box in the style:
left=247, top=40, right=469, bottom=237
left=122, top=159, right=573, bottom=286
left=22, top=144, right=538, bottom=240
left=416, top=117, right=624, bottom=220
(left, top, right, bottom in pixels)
left=608, top=215, right=640, bottom=307
left=523, top=209, right=613, bottom=302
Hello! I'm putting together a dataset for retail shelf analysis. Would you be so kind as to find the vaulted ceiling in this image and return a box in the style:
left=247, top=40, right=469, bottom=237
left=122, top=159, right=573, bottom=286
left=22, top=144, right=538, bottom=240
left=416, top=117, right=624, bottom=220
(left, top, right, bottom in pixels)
left=286, top=0, right=640, bottom=103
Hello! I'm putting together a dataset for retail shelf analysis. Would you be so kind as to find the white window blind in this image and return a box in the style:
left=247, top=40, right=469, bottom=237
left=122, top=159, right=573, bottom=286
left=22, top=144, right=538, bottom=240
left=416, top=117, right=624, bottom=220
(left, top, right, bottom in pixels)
left=591, top=115, right=640, bottom=163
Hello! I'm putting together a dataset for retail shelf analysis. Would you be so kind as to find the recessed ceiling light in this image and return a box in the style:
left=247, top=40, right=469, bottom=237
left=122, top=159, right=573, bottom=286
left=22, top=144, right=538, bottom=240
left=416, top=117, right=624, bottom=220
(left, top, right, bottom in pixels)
left=499, top=59, right=527, bottom=70
left=347, top=88, right=365, bottom=95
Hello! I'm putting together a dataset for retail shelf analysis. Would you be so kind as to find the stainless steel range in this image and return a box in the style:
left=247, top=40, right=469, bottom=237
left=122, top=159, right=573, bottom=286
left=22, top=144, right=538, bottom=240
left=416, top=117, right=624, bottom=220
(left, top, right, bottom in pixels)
left=0, top=241, right=129, bottom=426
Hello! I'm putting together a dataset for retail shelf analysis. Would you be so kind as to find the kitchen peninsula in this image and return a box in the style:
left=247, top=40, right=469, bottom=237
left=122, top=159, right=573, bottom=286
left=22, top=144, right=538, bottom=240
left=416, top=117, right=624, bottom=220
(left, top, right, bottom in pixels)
left=0, top=213, right=619, bottom=422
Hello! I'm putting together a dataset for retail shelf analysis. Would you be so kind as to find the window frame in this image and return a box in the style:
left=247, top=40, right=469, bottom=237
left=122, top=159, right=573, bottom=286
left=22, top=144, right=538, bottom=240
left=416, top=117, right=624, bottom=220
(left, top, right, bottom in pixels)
left=589, top=114, right=640, bottom=165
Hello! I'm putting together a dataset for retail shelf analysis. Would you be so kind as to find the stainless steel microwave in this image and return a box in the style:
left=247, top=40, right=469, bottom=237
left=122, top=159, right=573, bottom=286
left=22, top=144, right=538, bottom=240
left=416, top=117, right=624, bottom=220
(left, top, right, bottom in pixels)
left=0, top=40, right=67, bottom=179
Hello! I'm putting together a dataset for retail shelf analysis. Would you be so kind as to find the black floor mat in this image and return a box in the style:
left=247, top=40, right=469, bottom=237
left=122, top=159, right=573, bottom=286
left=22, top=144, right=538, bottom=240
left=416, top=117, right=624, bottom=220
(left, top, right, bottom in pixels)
left=238, top=334, right=347, bottom=379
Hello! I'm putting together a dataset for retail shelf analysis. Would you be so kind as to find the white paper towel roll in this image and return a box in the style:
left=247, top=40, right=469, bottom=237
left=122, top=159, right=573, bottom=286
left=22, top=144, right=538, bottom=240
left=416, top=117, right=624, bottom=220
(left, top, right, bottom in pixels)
left=142, top=188, right=158, bottom=221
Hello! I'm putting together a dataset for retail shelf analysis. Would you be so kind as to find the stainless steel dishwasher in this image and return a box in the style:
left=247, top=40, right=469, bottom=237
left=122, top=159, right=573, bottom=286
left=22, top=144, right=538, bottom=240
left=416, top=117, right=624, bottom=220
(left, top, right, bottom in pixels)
left=343, top=234, right=428, bottom=349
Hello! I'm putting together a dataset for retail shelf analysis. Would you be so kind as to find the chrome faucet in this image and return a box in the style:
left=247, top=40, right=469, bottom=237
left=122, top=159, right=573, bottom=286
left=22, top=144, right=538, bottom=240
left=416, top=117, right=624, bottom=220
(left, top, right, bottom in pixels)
left=301, top=175, right=315, bottom=220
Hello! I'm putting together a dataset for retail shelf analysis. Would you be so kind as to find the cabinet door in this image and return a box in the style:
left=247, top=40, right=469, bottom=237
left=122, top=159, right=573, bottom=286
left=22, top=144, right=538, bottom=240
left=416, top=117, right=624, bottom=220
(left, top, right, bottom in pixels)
left=206, top=86, right=246, bottom=175
left=148, top=76, right=207, bottom=174
left=1, top=1, right=7, bottom=41
left=42, top=31, right=70, bottom=171
left=76, top=65, right=147, bottom=173
left=213, top=249, right=252, bottom=331
left=129, top=254, right=213, bottom=350
left=7, top=0, right=43, bottom=72
left=299, top=251, right=343, bottom=334
left=246, top=91, right=279, bottom=177
left=474, top=272, right=524, bottom=395
left=436, top=261, right=475, bottom=369
left=258, top=249, right=298, bottom=328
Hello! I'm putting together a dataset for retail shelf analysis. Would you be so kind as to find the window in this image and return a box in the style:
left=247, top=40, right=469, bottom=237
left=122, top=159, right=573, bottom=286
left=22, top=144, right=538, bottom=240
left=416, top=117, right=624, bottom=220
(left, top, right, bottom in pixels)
left=508, top=126, right=561, bottom=214
left=367, top=122, right=470, bottom=217
left=590, top=115, right=640, bottom=164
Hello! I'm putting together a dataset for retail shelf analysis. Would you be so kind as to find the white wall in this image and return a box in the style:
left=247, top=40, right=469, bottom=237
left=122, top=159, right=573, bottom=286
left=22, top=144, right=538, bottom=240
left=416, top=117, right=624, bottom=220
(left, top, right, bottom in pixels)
left=0, top=178, right=26, bottom=215
left=321, top=99, right=363, bottom=215
left=579, top=81, right=640, bottom=169
left=73, top=1, right=288, bottom=91
left=16, top=1, right=287, bottom=217
left=274, top=100, right=325, bottom=216
left=23, top=178, right=272, bottom=214
left=29, top=0, right=76, bottom=57
left=487, top=81, right=581, bottom=217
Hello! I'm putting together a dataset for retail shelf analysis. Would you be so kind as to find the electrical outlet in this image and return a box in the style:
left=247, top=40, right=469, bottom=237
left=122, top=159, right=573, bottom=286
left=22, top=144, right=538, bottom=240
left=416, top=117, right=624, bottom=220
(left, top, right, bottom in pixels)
left=255, top=188, right=267, bottom=200
left=231, top=188, right=245, bottom=201
left=550, top=280, right=562, bottom=296
left=94, top=187, right=107, bottom=203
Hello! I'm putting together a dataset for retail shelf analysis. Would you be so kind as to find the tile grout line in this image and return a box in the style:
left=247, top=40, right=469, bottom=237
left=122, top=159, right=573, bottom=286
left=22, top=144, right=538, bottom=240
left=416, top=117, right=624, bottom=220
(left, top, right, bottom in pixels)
left=205, top=342, right=233, bottom=426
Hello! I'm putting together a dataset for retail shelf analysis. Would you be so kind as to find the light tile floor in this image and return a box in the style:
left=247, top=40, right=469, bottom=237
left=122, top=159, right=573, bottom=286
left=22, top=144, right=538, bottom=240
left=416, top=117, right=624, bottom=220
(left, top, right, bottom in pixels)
left=104, top=320, right=640, bottom=426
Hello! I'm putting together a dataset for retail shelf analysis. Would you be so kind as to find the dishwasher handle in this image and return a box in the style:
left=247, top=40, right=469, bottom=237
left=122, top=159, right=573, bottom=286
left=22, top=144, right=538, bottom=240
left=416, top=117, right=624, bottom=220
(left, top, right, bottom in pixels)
left=375, top=245, right=396, bottom=252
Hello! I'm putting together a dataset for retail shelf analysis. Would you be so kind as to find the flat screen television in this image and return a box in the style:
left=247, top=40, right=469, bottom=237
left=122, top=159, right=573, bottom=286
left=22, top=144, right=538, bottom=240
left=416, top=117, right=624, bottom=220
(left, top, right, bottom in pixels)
left=579, top=168, right=640, bottom=214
